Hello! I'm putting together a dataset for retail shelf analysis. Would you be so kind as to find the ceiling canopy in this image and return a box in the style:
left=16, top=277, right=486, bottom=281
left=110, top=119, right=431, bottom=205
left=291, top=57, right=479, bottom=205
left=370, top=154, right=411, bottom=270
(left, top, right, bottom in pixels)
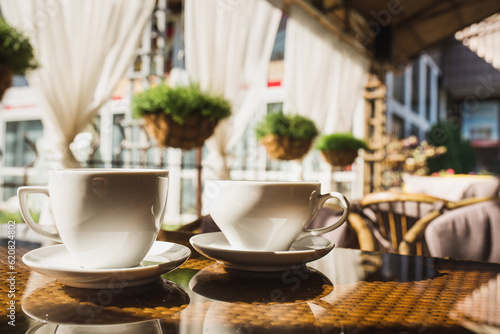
left=302, top=0, right=500, bottom=67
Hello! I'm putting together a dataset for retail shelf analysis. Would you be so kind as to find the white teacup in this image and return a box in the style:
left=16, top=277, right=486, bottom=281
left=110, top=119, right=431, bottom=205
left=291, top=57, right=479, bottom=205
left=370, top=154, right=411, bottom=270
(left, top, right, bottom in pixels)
left=205, top=180, right=350, bottom=251
left=18, top=169, right=169, bottom=269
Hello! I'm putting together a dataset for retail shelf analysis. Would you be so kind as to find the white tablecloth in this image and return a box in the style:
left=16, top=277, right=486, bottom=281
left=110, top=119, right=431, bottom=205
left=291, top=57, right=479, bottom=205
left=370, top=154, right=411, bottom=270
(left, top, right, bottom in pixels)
left=403, top=174, right=500, bottom=202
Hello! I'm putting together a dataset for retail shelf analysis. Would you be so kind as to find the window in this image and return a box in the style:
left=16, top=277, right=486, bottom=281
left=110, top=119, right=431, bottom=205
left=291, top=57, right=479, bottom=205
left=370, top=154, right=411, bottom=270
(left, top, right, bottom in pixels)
left=2, top=176, right=22, bottom=201
left=231, top=123, right=258, bottom=172
left=411, top=61, right=419, bottom=113
left=270, top=14, right=287, bottom=61
left=267, top=102, right=283, bottom=114
left=4, top=120, right=43, bottom=167
left=392, top=114, right=405, bottom=139
left=410, top=125, right=420, bottom=139
left=181, top=178, right=196, bottom=215
left=182, top=149, right=195, bottom=169
left=462, top=101, right=499, bottom=147
left=2, top=120, right=43, bottom=201
left=111, top=114, right=125, bottom=166
left=392, top=71, right=405, bottom=104
left=426, top=66, right=432, bottom=121
left=182, top=147, right=208, bottom=169
left=12, top=75, right=29, bottom=87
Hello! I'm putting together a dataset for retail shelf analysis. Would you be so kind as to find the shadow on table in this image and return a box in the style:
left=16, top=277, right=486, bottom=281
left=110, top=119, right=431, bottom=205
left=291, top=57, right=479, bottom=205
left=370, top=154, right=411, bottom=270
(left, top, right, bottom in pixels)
left=189, top=264, right=333, bottom=304
left=22, top=277, right=189, bottom=325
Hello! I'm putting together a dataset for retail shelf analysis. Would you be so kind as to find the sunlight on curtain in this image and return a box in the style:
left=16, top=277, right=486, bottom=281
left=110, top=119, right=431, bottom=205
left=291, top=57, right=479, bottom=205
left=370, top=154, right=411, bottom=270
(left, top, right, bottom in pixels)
left=283, top=3, right=370, bottom=134
left=0, top=0, right=155, bottom=168
left=184, top=0, right=282, bottom=179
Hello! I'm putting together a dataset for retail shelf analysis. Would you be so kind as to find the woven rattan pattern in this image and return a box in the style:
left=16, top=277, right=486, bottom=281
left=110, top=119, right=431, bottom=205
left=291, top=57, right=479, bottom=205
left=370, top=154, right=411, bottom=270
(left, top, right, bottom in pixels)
left=2, top=242, right=500, bottom=333
left=22, top=278, right=189, bottom=324
left=181, top=257, right=499, bottom=333
left=1, top=241, right=35, bottom=317
left=314, top=269, right=495, bottom=332
left=143, top=113, right=217, bottom=150
left=260, top=134, right=312, bottom=161
left=321, top=149, right=359, bottom=167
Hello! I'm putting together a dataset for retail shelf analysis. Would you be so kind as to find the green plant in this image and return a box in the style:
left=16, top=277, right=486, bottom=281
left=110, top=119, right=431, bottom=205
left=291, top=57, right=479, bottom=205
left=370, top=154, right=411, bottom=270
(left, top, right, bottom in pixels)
left=255, top=111, right=319, bottom=141
left=0, top=17, right=38, bottom=75
left=426, top=120, right=475, bottom=174
left=0, top=210, right=39, bottom=224
left=131, top=84, right=231, bottom=124
left=316, top=133, right=369, bottom=151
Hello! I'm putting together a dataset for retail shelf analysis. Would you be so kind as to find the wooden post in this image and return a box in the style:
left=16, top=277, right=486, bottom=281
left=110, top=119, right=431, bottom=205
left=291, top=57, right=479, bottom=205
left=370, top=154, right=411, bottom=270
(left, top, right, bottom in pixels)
left=196, top=147, right=203, bottom=218
left=363, top=75, right=387, bottom=194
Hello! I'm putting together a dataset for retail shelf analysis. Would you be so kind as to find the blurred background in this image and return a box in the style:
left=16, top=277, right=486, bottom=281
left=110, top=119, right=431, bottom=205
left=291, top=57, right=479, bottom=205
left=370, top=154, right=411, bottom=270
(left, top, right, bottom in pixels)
left=1, top=0, right=499, bottom=232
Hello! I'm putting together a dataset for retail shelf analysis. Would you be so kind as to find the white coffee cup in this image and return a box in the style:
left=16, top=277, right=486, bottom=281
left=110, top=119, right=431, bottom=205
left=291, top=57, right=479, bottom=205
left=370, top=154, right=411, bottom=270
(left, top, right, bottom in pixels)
left=205, top=180, right=350, bottom=251
left=18, top=169, right=169, bottom=269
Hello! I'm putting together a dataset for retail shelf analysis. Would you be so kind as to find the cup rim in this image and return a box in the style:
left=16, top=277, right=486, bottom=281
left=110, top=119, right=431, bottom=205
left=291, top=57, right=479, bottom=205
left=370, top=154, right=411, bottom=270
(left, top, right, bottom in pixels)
left=48, top=168, right=169, bottom=174
left=205, top=179, right=320, bottom=186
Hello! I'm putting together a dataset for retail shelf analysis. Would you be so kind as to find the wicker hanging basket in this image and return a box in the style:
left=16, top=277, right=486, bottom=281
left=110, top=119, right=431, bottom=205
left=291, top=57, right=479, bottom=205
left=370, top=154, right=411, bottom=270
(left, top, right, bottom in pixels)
left=0, top=65, right=13, bottom=101
left=260, top=134, right=312, bottom=161
left=142, top=113, right=218, bottom=150
left=321, top=149, right=358, bottom=167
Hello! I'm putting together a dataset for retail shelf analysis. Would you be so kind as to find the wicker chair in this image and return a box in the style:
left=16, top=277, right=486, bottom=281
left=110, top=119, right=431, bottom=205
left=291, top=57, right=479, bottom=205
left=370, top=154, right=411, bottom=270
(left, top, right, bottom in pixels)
left=349, top=191, right=500, bottom=256
left=348, top=191, right=449, bottom=255
left=424, top=196, right=500, bottom=262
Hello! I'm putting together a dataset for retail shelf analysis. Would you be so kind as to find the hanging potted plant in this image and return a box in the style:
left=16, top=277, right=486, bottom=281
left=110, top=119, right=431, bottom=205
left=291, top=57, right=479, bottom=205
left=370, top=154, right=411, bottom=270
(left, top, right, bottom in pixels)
left=316, top=133, right=369, bottom=167
left=255, top=111, right=318, bottom=160
left=0, top=18, right=38, bottom=101
left=131, top=83, right=232, bottom=150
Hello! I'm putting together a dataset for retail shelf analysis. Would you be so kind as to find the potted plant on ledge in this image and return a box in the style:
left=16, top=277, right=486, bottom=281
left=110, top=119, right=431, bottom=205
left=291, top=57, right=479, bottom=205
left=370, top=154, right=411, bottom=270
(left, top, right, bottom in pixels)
left=255, top=111, right=318, bottom=161
left=0, top=18, right=38, bottom=101
left=131, top=84, right=232, bottom=150
left=316, top=132, right=369, bottom=167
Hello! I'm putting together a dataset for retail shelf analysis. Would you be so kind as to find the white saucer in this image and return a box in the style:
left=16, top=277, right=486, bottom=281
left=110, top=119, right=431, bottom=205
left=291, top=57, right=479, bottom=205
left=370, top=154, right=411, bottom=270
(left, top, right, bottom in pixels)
left=22, top=241, right=191, bottom=289
left=26, top=320, right=163, bottom=334
left=190, top=232, right=334, bottom=272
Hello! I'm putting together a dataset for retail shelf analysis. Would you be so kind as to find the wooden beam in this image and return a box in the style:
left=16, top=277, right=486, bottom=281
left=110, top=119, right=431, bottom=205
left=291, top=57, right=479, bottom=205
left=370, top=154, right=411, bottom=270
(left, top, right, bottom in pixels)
left=448, top=0, right=467, bottom=27
left=323, top=3, right=343, bottom=13
left=344, top=0, right=351, bottom=33
left=394, top=0, right=469, bottom=30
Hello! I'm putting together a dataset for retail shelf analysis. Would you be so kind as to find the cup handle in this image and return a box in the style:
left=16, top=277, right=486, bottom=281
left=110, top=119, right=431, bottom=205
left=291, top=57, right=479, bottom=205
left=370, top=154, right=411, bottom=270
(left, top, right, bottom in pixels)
left=298, top=191, right=351, bottom=239
left=17, top=186, right=62, bottom=243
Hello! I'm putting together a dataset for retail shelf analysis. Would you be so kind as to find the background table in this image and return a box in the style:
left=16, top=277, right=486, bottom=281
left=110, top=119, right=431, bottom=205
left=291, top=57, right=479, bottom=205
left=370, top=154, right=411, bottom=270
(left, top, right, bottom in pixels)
left=403, top=174, right=500, bottom=202
left=1, top=237, right=499, bottom=334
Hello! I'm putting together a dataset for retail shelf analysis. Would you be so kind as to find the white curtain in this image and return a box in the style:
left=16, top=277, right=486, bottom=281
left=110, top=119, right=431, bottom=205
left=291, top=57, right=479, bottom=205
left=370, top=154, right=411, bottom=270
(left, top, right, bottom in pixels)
left=283, top=4, right=370, bottom=134
left=0, top=0, right=156, bottom=168
left=184, top=0, right=282, bottom=179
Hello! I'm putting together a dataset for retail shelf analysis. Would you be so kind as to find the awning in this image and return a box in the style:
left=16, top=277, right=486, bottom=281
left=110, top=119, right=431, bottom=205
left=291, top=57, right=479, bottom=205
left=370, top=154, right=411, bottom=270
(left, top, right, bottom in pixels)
left=302, top=0, right=500, bottom=66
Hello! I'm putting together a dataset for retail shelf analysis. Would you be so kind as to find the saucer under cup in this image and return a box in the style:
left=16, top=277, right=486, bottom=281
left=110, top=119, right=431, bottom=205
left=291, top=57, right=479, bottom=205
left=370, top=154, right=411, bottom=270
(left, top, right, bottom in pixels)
left=190, top=232, right=334, bottom=272
left=22, top=241, right=191, bottom=289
